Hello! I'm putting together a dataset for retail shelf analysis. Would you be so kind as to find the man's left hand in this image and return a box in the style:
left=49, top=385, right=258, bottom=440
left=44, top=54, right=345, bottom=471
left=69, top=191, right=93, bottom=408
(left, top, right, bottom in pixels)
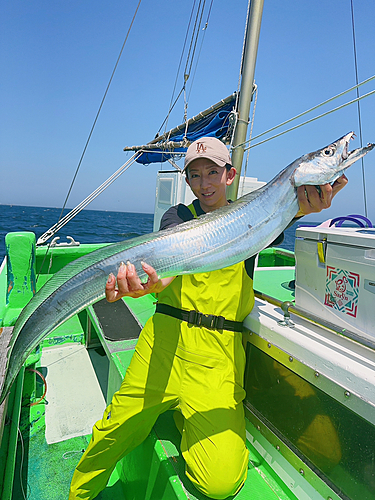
left=296, top=174, right=348, bottom=217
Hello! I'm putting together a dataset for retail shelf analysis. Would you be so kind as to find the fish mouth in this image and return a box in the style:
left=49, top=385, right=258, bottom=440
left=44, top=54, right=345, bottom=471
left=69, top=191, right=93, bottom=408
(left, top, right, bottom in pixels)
left=342, top=140, right=349, bottom=161
left=340, top=134, right=375, bottom=170
left=341, top=132, right=355, bottom=162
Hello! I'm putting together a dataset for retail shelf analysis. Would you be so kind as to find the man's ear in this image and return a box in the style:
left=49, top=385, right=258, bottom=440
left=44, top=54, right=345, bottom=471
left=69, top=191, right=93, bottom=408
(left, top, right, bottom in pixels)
left=185, top=175, right=191, bottom=187
left=226, top=167, right=237, bottom=185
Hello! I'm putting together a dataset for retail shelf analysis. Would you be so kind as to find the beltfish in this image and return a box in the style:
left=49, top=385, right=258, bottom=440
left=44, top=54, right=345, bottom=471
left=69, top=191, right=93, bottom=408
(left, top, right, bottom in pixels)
left=0, top=132, right=373, bottom=403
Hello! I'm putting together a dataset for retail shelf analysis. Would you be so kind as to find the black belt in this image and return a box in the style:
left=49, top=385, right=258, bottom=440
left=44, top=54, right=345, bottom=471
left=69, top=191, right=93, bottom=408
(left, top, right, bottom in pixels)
left=155, top=303, right=243, bottom=333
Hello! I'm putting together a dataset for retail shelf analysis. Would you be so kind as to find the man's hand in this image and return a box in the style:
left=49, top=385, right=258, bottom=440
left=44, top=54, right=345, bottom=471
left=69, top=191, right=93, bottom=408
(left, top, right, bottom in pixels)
left=296, top=174, right=348, bottom=217
left=105, top=261, right=175, bottom=302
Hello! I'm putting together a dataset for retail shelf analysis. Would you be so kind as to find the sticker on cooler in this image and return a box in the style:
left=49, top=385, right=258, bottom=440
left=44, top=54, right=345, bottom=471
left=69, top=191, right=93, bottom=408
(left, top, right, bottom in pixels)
left=324, top=266, right=360, bottom=318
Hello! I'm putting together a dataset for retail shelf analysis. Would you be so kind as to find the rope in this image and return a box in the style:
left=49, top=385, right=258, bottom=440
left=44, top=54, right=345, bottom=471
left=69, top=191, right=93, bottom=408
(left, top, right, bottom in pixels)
left=183, top=84, right=189, bottom=139
left=350, top=0, right=368, bottom=217
left=239, top=87, right=375, bottom=151
left=25, top=368, right=48, bottom=406
left=17, top=426, right=30, bottom=500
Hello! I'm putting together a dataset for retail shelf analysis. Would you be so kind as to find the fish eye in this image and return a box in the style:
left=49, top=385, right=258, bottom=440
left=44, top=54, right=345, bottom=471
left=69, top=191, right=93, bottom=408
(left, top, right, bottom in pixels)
left=322, top=146, right=335, bottom=157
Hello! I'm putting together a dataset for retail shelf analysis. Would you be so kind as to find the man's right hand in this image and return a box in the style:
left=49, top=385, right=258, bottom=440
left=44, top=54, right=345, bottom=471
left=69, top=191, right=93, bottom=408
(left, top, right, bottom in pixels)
left=105, top=261, right=175, bottom=302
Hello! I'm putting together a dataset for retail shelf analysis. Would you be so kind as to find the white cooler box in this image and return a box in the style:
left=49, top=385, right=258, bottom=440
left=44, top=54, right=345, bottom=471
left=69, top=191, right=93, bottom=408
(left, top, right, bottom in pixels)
left=295, top=225, right=375, bottom=343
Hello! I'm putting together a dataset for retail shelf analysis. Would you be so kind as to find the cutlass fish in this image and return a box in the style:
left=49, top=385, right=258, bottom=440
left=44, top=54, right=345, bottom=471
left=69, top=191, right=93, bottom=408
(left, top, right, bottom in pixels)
left=1, top=132, right=374, bottom=403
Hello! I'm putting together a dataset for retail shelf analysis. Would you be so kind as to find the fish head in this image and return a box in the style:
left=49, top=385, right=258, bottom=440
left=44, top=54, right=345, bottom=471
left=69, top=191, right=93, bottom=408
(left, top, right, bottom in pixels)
left=293, top=132, right=374, bottom=187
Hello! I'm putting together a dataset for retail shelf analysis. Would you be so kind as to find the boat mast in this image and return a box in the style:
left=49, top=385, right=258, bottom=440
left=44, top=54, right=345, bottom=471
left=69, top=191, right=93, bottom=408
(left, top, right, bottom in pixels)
left=227, top=0, right=264, bottom=201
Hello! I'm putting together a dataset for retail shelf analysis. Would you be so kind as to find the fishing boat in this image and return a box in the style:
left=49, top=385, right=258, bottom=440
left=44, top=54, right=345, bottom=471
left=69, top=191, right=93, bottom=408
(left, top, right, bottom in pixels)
left=1, top=1, right=375, bottom=499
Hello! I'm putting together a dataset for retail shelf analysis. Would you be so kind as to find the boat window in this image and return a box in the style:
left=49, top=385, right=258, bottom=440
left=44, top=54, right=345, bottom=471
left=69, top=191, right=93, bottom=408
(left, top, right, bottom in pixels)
left=244, top=343, right=375, bottom=500
left=158, top=178, right=174, bottom=205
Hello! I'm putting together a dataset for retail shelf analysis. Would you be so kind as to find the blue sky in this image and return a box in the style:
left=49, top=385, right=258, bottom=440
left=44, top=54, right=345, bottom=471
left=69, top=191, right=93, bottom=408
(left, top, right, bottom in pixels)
left=1, top=0, right=375, bottom=222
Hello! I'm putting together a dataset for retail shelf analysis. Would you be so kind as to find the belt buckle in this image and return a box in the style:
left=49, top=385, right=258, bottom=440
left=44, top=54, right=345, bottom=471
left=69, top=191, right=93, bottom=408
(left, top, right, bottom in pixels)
left=188, top=310, right=225, bottom=330
left=199, top=313, right=216, bottom=329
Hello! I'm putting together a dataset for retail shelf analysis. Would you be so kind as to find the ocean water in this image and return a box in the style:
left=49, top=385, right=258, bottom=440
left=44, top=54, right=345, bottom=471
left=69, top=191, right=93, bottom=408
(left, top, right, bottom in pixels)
left=0, top=205, right=154, bottom=262
left=0, top=204, right=317, bottom=262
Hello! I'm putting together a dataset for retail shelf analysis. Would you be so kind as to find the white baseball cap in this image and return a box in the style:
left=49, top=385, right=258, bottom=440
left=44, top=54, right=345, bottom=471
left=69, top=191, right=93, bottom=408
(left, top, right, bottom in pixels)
left=184, top=137, right=232, bottom=171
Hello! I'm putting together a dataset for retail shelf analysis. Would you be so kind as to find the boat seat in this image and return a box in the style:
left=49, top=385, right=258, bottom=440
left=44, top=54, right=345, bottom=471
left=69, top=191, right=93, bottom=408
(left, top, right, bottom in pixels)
left=92, top=298, right=142, bottom=341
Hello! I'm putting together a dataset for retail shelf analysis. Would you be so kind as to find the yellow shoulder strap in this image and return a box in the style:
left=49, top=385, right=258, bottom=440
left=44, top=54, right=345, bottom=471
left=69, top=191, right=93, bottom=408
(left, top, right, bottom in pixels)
left=187, top=202, right=199, bottom=219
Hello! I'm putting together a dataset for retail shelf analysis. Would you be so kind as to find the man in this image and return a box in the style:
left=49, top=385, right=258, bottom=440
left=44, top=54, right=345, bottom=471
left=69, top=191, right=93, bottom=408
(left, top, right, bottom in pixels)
left=69, top=137, right=347, bottom=499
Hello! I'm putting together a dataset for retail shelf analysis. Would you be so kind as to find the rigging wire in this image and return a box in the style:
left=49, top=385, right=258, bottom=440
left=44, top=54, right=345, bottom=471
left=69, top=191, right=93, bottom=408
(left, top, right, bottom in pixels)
left=234, top=74, right=375, bottom=151
left=234, top=0, right=371, bottom=211
left=187, top=0, right=214, bottom=102
left=58, top=0, right=142, bottom=221
left=35, top=1, right=141, bottom=277
left=350, top=0, right=368, bottom=217
left=36, top=153, right=141, bottom=246
left=159, top=0, right=208, bottom=136
left=158, top=0, right=197, bottom=135
left=184, top=0, right=205, bottom=81
left=183, top=0, right=206, bottom=123
left=238, top=88, right=375, bottom=151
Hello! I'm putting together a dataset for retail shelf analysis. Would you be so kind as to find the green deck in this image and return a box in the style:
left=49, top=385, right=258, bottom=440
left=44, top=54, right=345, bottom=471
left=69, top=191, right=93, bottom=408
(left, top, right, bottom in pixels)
left=8, top=342, right=299, bottom=500
left=0, top=235, right=330, bottom=499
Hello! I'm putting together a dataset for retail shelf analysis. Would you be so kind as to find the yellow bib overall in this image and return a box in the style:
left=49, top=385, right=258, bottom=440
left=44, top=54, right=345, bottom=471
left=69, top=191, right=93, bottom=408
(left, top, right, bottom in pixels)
left=70, top=203, right=255, bottom=500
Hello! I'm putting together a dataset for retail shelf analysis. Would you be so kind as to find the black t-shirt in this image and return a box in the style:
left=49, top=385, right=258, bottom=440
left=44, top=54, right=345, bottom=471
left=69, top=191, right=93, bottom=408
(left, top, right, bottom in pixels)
left=159, top=199, right=284, bottom=280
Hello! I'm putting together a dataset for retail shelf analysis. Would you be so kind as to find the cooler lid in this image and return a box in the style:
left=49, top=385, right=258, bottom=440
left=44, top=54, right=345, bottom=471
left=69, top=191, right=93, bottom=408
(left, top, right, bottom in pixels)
left=295, top=225, right=375, bottom=249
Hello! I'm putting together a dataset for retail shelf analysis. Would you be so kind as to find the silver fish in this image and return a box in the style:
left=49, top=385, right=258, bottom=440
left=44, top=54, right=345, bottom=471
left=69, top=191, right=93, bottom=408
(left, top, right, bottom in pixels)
left=0, top=132, right=373, bottom=403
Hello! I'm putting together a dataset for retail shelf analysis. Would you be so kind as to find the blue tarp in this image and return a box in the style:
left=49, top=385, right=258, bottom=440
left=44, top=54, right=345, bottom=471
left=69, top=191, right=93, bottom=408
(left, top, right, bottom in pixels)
left=136, top=96, right=235, bottom=165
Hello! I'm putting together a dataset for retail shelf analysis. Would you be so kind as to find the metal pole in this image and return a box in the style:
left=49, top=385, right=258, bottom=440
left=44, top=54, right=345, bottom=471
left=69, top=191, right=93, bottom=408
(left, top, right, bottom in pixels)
left=227, top=0, right=264, bottom=201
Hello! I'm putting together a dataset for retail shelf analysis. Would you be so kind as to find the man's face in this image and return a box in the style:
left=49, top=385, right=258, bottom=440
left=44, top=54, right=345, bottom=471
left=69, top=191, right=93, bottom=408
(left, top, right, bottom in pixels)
left=186, top=159, right=235, bottom=212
